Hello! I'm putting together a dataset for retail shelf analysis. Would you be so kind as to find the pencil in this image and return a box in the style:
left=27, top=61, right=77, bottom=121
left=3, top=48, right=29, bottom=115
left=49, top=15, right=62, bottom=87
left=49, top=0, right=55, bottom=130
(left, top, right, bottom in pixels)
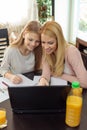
left=2, top=81, right=8, bottom=87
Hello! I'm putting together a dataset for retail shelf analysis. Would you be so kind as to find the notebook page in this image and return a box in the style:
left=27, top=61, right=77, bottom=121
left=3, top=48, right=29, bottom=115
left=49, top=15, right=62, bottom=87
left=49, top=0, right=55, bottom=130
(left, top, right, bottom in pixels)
left=50, top=77, right=67, bottom=86
left=33, top=76, right=67, bottom=86
left=0, top=78, right=9, bottom=103
left=1, top=74, right=34, bottom=87
left=33, top=76, right=41, bottom=85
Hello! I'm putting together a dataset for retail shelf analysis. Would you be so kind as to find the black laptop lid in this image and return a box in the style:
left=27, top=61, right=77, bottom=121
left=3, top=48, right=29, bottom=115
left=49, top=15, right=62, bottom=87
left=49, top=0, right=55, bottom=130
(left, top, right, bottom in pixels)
left=8, top=85, right=71, bottom=113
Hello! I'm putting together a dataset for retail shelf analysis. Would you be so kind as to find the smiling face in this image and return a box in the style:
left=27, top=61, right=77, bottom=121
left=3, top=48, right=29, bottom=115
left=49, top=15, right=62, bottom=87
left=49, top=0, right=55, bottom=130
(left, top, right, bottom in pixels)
left=41, top=33, right=57, bottom=54
left=23, top=31, right=40, bottom=51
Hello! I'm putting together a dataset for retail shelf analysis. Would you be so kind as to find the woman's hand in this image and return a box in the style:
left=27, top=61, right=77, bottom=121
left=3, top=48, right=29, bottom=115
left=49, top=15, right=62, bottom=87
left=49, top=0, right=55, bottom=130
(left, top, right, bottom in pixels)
left=10, top=75, right=23, bottom=84
left=38, top=77, right=49, bottom=86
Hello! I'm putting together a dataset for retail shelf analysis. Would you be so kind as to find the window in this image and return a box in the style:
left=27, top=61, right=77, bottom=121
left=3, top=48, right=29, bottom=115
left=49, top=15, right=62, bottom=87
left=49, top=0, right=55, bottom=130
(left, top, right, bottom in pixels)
left=78, top=0, right=87, bottom=40
left=54, top=0, right=87, bottom=44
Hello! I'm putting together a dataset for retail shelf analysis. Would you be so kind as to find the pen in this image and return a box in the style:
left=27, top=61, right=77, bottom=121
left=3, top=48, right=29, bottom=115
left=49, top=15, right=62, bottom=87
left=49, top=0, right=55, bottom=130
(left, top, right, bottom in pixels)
left=0, top=88, right=4, bottom=93
left=2, top=81, right=8, bottom=88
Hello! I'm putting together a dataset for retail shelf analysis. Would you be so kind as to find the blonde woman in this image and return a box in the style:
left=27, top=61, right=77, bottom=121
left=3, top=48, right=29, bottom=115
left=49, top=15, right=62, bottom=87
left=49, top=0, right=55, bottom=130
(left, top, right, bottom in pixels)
left=0, top=21, right=42, bottom=84
left=39, top=21, right=87, bottom=88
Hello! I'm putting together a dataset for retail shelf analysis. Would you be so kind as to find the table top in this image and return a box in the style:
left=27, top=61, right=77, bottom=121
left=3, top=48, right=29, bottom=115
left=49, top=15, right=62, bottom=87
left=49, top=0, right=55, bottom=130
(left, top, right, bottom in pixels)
left=1, top=89, right=87, bottom=130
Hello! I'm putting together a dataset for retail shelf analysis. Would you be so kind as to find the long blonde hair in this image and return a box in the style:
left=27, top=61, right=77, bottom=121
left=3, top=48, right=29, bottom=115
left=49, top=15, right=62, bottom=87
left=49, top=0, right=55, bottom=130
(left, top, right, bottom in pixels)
left=41, top=21, right=69, bottom=76
left=11, top=21, right=41, bottom=47
left=11, top=21, right=42, bottom=70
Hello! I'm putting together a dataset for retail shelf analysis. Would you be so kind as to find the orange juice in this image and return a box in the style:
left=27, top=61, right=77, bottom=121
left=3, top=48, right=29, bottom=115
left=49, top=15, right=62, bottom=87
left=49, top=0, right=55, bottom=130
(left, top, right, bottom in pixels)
left=72, top=87, right=83, bottom=96
left=65, top=95, right=82, bottom=127
left=0, top=108, right=7, bottom=128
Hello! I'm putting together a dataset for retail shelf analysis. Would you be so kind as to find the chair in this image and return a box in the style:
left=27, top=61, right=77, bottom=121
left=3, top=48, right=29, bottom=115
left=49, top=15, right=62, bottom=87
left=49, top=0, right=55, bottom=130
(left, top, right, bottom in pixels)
left=0, top=28, right=9, bottom=65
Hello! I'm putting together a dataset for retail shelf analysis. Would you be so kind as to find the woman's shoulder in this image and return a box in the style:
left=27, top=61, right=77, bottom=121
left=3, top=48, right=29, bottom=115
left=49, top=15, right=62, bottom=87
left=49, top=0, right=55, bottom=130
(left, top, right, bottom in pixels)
left=66, top=45, right=79, bottom=55
left=4, top=46, right=18, bottom=55
left=6, top=46, right=17, bottom=52
left=65, top=44, right=81, bottom=62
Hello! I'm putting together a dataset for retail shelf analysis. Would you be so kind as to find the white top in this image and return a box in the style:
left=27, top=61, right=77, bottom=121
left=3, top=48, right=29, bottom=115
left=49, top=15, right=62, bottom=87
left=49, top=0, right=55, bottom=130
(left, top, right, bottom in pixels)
left=0, top=46, right=35, bottom=76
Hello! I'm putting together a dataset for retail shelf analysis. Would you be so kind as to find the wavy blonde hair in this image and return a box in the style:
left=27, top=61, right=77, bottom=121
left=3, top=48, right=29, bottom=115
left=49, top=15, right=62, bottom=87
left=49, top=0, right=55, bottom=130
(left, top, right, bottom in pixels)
left=11, top=21, right=41, bottom=47
left=41, top=21, right=69, bottom=76
left=10, top=21, right=42, bottom=70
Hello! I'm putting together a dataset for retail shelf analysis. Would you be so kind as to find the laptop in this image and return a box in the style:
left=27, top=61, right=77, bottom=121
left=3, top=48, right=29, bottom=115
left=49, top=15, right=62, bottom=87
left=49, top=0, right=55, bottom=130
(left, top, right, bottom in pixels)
left=8, top=84, right=71, bottom=114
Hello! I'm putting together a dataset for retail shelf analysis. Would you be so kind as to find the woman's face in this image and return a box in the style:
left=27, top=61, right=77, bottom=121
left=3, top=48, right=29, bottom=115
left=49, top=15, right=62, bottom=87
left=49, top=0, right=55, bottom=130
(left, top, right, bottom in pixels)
left=41, top=34, right=57, bottom=54
left=23, top=32, right=40, bottom=51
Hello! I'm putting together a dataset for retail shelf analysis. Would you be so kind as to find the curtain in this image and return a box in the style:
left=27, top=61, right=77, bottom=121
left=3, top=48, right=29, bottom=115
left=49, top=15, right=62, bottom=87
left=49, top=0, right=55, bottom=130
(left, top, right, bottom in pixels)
left=0, top=0, right=38, bottom=25
left=27, top=0, right=38, bottom=22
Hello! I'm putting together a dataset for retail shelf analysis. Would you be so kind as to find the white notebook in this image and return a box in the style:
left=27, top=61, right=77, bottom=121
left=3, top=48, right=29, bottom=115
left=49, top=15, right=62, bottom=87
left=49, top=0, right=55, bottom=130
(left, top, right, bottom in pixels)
left=1, top=74, right=35, bottom=87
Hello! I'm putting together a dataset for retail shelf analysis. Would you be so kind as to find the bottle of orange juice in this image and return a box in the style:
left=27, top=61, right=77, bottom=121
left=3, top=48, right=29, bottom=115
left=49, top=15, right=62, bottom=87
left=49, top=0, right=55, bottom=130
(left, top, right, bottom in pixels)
left=65, top=81, right=83, bottom=127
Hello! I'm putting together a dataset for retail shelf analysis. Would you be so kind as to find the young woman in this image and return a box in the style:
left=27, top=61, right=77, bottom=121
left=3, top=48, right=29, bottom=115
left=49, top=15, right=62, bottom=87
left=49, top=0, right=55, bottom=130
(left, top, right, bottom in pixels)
left=39, top=21, right=87, bottom=88
left=0, top=21, right=42, bottom=84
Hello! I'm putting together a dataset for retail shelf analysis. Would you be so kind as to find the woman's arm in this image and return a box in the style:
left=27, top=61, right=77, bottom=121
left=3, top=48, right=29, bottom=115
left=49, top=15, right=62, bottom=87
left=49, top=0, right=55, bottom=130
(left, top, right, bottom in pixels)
left=62, top=46, right=87, bottom=88
left=0, top=47, right=22, bottom=84
left=61, top=74, right=78, bottom=83
left=38, top=59, right=51, bottom=86
left=0, top=47, right=11, bottom=76
left=4, top=72, right=22, bottom=84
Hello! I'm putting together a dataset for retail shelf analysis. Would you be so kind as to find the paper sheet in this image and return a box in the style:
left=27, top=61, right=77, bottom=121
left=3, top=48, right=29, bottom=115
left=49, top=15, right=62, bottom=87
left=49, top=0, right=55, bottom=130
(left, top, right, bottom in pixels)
left=33, top=76, right=67, bottom=86
left=0, top=81, right=9, bottom=103
left=51, top=77, right=67, bottom=86
left=33, top=76, right=41, bottom=85
left=1, top=74, right=35, bottom=87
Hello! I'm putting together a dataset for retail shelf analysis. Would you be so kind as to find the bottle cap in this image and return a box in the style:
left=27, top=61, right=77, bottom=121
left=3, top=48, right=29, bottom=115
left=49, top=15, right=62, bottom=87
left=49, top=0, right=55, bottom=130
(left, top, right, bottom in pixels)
left=72, top=81, right=80, bottom=88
